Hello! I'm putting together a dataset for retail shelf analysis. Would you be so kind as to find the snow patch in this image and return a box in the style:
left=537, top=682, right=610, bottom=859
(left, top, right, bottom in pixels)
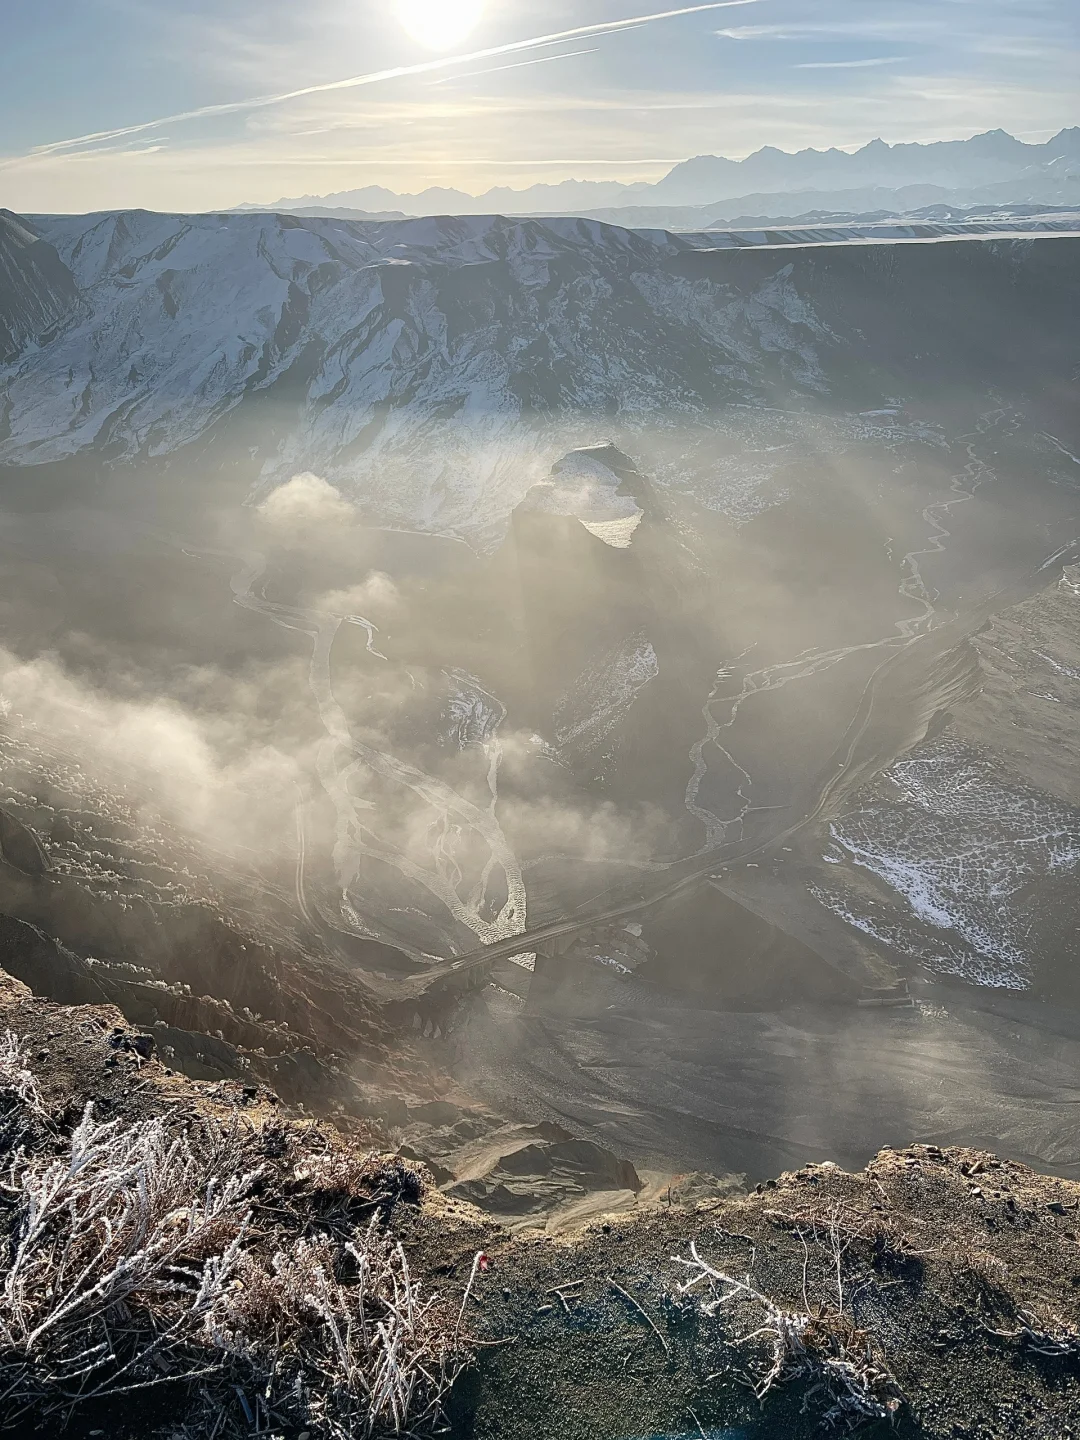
left=555, top=631, right=659, bottom=758
left=816, top=736, right=1080, bottom=989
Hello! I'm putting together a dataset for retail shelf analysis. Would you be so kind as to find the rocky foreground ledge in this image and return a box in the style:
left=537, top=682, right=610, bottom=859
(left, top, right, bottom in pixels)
left=1, top=966, right=1078, bottom=1440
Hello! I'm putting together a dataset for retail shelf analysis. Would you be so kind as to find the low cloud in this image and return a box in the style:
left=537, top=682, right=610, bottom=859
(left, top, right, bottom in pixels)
left=505, top=792, right=677, bottom=866
left=0, top=646, right=304, bottom=856
left=258, top=472, right=355, bottom=531
left=318, top=572, right=401, bottom=618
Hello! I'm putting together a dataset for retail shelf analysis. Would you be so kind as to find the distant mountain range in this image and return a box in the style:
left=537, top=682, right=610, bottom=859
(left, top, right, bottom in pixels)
left=239, top=128, right=1080, bottom=220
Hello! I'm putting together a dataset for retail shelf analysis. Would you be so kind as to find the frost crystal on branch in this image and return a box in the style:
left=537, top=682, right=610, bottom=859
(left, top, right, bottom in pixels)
left=214, top=1217, right=467, bottom=1439
left=0, top=1101, right=258, bottom=1415
left=672, top=1236, right=904, bottom=1431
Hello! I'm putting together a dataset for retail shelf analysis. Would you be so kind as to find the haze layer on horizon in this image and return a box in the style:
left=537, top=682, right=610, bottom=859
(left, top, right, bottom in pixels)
left=1, top=0, right=1077, bottom=213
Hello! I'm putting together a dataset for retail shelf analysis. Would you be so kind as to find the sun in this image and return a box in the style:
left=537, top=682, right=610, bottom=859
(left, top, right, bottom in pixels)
left=395, top=0, right=484, bottom=51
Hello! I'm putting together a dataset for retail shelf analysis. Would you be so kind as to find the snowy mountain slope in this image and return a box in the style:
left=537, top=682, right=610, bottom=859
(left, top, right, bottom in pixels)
left=2, top=210, right=1078, bottom=541
left=813, top=566, right=1080, bottom=994
left=0, top=210, right=837, bottom=534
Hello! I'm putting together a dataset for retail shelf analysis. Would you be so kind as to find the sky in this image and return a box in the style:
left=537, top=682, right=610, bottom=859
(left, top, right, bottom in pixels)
left=1, top=0, right=1076, bottom=212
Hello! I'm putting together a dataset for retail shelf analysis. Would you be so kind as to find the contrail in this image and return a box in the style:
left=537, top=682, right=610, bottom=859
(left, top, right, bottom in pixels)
left=6, top=2, right=763, bottom=165
left=429, top=48, right=600, bottom=85
left=796, top=56, right=905, bottom=69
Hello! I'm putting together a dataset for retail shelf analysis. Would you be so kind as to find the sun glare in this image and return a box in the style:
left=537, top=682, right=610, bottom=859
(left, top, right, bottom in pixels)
left=395, top=0, right=484, bottom=51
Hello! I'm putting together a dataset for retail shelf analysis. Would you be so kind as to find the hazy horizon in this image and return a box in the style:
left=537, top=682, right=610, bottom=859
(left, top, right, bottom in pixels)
left=2, top=0, right=1077, bottom=213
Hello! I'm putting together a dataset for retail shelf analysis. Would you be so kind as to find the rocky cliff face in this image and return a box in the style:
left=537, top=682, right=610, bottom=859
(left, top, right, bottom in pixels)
left=0, top=210, right=833, bottom=534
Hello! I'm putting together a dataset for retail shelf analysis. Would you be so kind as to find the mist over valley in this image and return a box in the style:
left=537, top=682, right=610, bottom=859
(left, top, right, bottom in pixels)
left=2, top=201, right=1079, bottom=1179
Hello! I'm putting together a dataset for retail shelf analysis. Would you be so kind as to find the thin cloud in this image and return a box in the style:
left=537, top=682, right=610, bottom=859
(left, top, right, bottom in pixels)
left=429, top=48, right=600, bottom=85
left=718, top=24, right=828, bottom=39
left=183, top=155, right=694, bottom=167
left=718, top=20, right=944, bottom=40
left=3, top=2, right=765, bottom=168
left=796, top=57, right=909, bottom=69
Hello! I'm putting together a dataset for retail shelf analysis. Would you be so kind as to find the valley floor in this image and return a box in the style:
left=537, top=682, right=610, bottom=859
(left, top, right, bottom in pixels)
left=451, top=975, right=1080, bottom=1188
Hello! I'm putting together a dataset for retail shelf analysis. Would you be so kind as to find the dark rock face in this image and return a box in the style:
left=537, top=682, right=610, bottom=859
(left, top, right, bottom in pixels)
left=0, top=805, right=51, bottom=875
left=0, top=209, right=78, bottom=363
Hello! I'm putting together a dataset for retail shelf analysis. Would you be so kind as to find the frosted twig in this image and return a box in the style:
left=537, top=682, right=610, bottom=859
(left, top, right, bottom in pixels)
left=455, top=1251, right=486, bottom=1344
left=672, top=1237, right=903, bottom=1428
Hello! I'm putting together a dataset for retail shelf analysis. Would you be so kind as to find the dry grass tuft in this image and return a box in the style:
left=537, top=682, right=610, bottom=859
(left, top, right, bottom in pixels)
left=298, top=1147, right=425, bottom=1214
left=0, top=1100, right=259, bottom=1420
left=217, top=1218, right=466, bottom=1438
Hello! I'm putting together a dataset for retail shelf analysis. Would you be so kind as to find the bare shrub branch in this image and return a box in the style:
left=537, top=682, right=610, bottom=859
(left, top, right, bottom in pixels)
left=672, top=1237, right=904, bottom=1432
left=0, top=1028, right=48, bottom=1152
left=982, top=1310, right=1080, bottom=1358
left=0, top=1092, right=468, bottom=1437
left=0, top=1029, right=44, bottom=1115
left=0, top=1102, right=259, bottom=1417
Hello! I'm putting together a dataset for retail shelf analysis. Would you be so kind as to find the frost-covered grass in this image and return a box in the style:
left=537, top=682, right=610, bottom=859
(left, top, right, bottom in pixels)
left=0, top=1031, right=468, bottom=1436
left=0, top=1098, right=257, bottom=1418
left=216, top=1217, right=467, bottom=1440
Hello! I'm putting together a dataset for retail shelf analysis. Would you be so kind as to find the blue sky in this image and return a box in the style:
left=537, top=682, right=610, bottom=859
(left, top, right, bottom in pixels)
left=1, top=0, right=1076, bottom=211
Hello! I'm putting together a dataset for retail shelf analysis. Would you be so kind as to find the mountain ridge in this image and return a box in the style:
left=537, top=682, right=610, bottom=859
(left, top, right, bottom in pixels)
left=0, top=208, right=79, bottom=363
left=239, top=127, right=1080, bottom=217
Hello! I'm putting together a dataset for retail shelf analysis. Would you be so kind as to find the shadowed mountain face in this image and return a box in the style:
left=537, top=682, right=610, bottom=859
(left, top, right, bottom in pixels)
left=646, top=127, right=1080, bottom=204
left=1, top=210, right=1079, bottom=1183
left=0, top=209, right=78, bottom=364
